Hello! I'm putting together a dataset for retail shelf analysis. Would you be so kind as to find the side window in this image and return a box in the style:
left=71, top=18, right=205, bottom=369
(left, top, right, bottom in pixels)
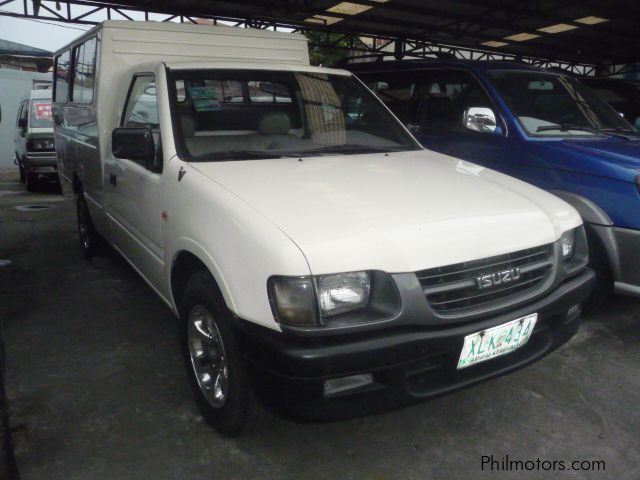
left=248, top=81, right=292, bottom=103
left=365, top=74, right=418, bottom=124
left=19, top=101, right=29, bottom=126
left=122, top=75, right=159, bottom=130
left=54, top=50, right=71, bottom=103
left=72, top=37, right=97, bottom=104
left=415, top=70, right=494, bottom=134
left=16, top=102, right=24, bottom=126
left=192, top=80, right=244, bottom=105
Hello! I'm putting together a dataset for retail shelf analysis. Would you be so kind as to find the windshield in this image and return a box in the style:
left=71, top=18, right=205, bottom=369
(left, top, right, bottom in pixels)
left=29, top=100, right=53, bottom=128
left=487, top=71, right=636, bottom=137
left=169, top=69, right=420, bottom=161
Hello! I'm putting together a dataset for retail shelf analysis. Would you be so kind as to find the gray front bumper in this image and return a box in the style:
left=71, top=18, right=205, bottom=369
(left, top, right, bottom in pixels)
left=23, top=153, right=57, bottom=172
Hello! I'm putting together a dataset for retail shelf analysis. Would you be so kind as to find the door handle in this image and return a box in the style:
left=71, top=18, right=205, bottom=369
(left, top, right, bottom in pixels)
left=109, top=173, right=117, bottom=186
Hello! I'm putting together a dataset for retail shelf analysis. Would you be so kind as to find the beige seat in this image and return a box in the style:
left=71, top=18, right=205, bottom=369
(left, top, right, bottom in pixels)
left=180, top=111, right=308, bottom=156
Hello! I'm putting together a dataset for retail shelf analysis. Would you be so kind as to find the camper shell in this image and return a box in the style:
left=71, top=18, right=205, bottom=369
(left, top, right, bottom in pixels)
left=53, top=21, right=593, bottom=436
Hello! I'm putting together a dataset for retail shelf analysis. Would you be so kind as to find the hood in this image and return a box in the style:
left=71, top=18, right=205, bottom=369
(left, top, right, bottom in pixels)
left=540, top=137, right=640, bottom=181
left=191, top=150, right=581, bottom=274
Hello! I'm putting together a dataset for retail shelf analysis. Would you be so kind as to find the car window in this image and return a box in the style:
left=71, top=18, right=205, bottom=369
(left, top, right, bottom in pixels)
left=488, top=71, right=635, bottom=136
left=170, top=70, right=419, bottom=161
left=29, top=100, right=53, bottom=128
left=72, top=37, right=97, bottom=104
left=364, top=69, right=494, bottom=134
left=248, top=81, right=292, bottom=103
left=54, top=50, right=71, bottom=103
left=16, top=102, right=26, bottom=126
left=414, top=70, right=494, bottom=134
left=122, top=75, right=159, bottom=129
left=366, top=75, right=419, bottom=124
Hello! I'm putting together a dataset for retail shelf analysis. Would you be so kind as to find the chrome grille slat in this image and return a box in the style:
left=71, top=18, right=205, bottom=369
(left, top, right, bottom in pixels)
left=423, top=259, right=552, bottom=295
left=427, top=274, right=547, bottom=307
left=417, top=244, right=555, bottom=315
left=418, top=249, right=549, bottom=284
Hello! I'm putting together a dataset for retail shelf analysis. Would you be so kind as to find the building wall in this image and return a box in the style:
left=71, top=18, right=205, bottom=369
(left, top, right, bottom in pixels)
left=0, top=69, right=52, bottom=170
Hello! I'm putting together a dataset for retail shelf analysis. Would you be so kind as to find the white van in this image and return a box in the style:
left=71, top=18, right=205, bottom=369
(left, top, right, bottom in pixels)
left=54, top=21, right=594, bottom=436
left=14, top=88, right=56, bottom=191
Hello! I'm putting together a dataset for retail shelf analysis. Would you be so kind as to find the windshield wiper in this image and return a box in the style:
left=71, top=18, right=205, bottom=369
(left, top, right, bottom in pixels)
left=536, top=124, right=630, bottom=139
left=298, top=144, right=409, bottom=156
left=599, top=127, right=640, bottom=137
left=193, top=150, right=297, bottom=161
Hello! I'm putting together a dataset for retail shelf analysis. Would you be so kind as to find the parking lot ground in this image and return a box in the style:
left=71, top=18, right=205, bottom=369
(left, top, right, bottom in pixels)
left=0, top=168, right=639, bottom=480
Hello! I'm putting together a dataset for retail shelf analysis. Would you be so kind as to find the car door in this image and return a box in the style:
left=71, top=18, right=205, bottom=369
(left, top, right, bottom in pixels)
left=411, top=69, right=507, bottom=165
left=367, top=68, right=506, bottom=166
left=105, top=73, right=165, bottom=290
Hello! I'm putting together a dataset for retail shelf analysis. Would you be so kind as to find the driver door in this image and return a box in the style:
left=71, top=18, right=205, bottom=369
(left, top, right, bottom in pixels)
left=412, top=69, right=506, bottom=166
left=105, top=73, right=165, bottom=291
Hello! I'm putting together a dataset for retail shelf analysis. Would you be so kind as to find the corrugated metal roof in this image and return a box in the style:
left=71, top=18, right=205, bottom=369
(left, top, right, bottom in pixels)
left=111, top=0, right=638, bottom=65
left=0, top=38, right=52, bottom=57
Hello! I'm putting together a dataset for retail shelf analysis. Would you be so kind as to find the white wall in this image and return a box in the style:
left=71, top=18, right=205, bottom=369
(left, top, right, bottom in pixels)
left=0, top=69, right=52, bottom=170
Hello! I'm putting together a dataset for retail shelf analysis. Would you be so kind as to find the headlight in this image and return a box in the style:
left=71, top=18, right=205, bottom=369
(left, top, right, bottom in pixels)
left=269, top=271, right=395, bottom=328
left=560, top=228, right=576, bottom=259
left=29, top=139, right=54, bottom=151
left=318, top=272, right=371, bottom=317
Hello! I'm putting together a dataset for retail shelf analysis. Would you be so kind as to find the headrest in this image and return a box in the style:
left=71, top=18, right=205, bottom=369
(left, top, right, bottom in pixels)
left=258, top=112, right=291, bottom=135
left=180, top=114, right=196, bottom=137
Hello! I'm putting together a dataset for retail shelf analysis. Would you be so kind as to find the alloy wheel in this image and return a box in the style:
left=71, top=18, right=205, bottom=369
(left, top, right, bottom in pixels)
left=187, top=304, right=229, bottom=408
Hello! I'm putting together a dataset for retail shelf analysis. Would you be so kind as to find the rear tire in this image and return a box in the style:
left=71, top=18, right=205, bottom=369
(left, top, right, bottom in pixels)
left=181, top=271, right=272, bottom=436
left=76, top=191, right=105, bottom=259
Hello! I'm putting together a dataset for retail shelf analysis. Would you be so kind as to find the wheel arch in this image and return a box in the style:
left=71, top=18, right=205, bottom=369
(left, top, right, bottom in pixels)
left=168, top=241, right=237, bottom=317
left=549, top=189, right=612, bottom=226
left=550, top=190, right=620, bottom=280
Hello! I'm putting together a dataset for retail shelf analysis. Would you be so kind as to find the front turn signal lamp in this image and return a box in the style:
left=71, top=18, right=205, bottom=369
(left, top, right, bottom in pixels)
left=560, top=228, right=576, bottom=260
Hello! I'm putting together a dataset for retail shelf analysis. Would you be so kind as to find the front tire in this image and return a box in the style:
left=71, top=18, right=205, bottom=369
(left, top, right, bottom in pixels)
left=25, top=171, right=38, bottom=192
left=181, top=271, right=272, bottom=436
left=76, top=191, right=104, bottom=259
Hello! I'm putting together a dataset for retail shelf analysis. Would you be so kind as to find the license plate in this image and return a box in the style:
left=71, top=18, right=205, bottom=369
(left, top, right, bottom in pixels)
left=457, top=313, right=538, bottom=370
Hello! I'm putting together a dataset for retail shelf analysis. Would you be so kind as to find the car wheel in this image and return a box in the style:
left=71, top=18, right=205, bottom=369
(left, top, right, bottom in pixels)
left=181, top=271, right=272, bottom=436
left=25, top=172, right=38, bottom=192
left=76, top=191, right=104, bottom=259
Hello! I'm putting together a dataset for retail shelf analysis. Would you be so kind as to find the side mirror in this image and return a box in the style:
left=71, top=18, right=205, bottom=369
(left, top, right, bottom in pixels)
left=463, top=107, right=498, bottom=134
left=112, top=127, right=156, bottom=169
left=18, top=117, right=27, bottom=129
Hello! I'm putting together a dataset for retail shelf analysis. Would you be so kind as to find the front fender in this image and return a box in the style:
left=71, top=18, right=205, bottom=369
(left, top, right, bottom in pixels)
left=163, top=159, right=311, bottom=330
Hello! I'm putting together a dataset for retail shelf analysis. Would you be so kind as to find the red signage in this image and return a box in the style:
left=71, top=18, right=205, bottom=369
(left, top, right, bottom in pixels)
left=34, top=102, right=52, bottom=119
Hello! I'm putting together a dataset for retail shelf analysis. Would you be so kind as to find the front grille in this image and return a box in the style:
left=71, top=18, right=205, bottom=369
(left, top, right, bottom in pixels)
left=417, top=244, right=555, bottom=315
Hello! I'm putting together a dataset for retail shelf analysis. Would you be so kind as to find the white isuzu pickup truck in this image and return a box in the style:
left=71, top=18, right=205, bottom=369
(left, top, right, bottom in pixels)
left=53, top=21, right=594, bottom=436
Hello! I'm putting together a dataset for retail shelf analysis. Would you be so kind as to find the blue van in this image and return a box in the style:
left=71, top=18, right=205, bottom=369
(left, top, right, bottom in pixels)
left=348, top=60, right=640, bottom=300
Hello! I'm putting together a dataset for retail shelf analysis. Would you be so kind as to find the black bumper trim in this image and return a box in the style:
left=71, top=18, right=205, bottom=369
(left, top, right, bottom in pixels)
left=235, top=268, right=593, bottom=417
left=237, top=269, right=593, bottom=377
